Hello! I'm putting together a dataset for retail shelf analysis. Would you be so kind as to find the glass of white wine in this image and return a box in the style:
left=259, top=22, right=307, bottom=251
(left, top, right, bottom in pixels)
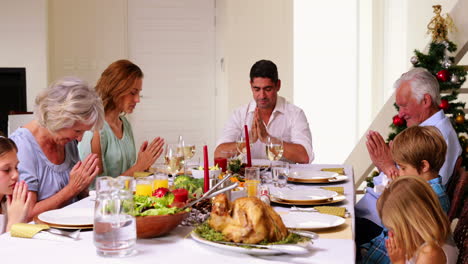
left=177, top=136, right=196, bottom=174
left=265, top=136, right=284, bottom=161
left=265, top=136, right=284, bottom=182
left=164, top=143, right=185, bottom=185
left=236, top=135, right=247, bottom=163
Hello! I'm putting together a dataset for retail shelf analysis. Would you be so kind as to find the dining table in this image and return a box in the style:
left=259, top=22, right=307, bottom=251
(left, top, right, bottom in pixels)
left=0, top=163, right=356, bottom=264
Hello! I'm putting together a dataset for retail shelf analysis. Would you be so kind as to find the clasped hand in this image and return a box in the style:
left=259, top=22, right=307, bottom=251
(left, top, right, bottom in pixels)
left=250, top=108, right=269, bottom=143
left=68, top=153, right=100, bottom=194
left=366, top=130, right=399, bottom=179
left=135, top=137, right=165, bottom=171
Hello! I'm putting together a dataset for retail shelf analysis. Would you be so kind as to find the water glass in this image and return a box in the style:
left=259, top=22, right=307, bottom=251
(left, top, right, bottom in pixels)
left=272, top=163, right=289, bottom=188
left=94, top=177, right=136, bottom=257
left=116, top=176, right=135, bottom=193
left=245, top=167, right=260, bottom=197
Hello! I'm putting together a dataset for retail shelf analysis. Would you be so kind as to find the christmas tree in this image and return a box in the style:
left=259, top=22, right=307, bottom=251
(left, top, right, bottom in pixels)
left=367, top=5, right=468, bottom=187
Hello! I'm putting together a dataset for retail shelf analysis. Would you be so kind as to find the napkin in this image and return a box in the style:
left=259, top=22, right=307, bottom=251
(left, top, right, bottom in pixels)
left=320, top=168, right=345, bottom=175
left=321, top=187, right=344, bottom=195
left=134, top=171, right=153, bottom=177
left=10, top=223, right=78, bottom=242
left=313, top=206, right=346, bottom=218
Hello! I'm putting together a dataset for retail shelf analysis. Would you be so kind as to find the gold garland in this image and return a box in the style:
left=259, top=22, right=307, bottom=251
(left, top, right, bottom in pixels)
left=427, top=5, right=455, bottom=42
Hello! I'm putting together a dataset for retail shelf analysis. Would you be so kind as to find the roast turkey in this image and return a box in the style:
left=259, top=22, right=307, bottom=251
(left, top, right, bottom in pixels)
left=209, top=194, right=288, bottom=244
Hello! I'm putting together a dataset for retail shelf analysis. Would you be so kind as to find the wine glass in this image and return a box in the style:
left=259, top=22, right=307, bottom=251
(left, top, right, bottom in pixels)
left=236, top=135, right=247, bottom=163
left=164, top=143, right=185, bottom=185
left=265, top=136, right=284, bottom=180
left=177, top=136, right=196, bottom=174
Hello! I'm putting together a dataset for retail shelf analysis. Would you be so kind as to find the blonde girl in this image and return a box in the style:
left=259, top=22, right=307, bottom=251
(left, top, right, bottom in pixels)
left=378, top=176, right=458, bottom=264
left=0, top=136, right=32, bottom=233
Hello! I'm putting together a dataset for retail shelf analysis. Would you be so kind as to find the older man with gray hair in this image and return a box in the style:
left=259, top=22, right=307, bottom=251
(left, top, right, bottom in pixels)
left=355, top=67, right=462, bottom=247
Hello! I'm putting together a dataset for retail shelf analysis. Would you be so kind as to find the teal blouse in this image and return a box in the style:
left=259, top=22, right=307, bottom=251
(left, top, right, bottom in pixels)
left=78, top=116, right=136, bottom=177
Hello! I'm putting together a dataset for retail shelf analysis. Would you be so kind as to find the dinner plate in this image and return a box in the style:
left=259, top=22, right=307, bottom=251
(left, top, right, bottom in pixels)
left=288, top=170, right=340, bottom=183
left=271, top=195, right=346, bottom=206
left=34, top=216, right=93, bottom=230
left=38, top=207, right=93, bottom=227
left=288, top=175, right=349, bottom=184
left=270, top=188, right=338, bottom=203
left=280, top=212, right=345, bottom=230
left=190, top=232, right=310, bottom=256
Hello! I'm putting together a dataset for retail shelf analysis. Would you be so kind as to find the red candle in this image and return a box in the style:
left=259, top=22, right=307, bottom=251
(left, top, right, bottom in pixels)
left=244, top=125, right=252, bottom=167
left=214, top=157, right=227, bottom=172
left=203, top=145, right=209, bottom=193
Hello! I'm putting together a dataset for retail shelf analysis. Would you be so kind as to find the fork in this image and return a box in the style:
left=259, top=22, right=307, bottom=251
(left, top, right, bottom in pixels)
left=289, top=206, right=318, bottom=212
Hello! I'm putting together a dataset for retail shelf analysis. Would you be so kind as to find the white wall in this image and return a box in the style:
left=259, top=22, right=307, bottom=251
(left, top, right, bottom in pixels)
left=48, top=0, right=128, bottom=86
left=0, top=0, right=48, bottom=111
left=215, top=0, right=293, bottom=141
left=294, top=0, right=358, bottom=164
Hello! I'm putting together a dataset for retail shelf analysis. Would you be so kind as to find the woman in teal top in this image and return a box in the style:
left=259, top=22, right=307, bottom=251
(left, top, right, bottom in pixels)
left=78, top=60, right=164, bottom=177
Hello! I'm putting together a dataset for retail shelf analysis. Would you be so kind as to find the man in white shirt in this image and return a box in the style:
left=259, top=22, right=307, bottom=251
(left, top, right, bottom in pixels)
left=214, top=60, right=313, bottom=164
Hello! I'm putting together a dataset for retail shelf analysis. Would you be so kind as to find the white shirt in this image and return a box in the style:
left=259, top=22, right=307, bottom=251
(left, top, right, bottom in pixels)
left=216, top=96, right=314, bottom=163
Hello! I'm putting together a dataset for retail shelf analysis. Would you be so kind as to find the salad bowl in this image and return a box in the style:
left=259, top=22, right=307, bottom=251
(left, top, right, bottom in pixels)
left=136, top=211, right=189, bottom=238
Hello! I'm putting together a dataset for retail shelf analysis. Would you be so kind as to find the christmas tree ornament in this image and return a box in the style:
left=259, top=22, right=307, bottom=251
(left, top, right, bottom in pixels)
left=442, top=41, right=449, bottom=48
left=392, top=115, right=406, bottom=127
left=439, top=99, right=449, bottom=110
left=451, top=74, right=460, bottom=83
left=410, top=56, right=419, bottom=65
left=460, top=76, right=466, bottom=82
left=455, top=114, right=465, bottom=124
left=427, top=5, right=454, bottom=42
left=442, top=59, right=452, bottom=68
left=436, top=70, right=450, bottom=82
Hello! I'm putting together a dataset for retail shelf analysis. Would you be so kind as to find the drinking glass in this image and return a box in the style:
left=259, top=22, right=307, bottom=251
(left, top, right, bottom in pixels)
left=94, top=177, right=136, bottom=257
left=272, top=162, right=289, bottom=188
left=236, top=135, right=246, bottom=157
left=245, top=167, right=260, bottom=198
left=265, top=136, right=284, bottom=161
left=135, top=176, right=153, bottom=196
left=164, top=143, right=185, bottom=183
left=152, top=164, right=169, bottom=191
left=177, top=136, right=196, bottom=174
left=116, top=176, right=135, bottom=193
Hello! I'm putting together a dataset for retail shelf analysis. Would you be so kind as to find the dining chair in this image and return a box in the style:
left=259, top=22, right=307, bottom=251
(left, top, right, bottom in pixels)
left=447, top=163, right=467, bottom=221
left=453, top=201, right=467, bottom=264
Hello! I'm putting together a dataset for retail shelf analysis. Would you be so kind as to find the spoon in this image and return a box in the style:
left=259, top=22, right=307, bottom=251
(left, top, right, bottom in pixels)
left=215, top=241, right=309, bottom=255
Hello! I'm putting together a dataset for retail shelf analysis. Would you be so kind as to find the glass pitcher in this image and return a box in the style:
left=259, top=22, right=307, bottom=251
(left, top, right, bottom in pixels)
left=93, top=176, right=136, bottom=257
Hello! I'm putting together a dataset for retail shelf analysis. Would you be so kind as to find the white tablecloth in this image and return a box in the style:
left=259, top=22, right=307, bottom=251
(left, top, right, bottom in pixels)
left=0, top=164, right=355, bottom=264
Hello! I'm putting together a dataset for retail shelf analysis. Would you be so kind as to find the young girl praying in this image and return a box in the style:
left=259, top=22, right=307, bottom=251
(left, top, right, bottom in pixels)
left=0, top=135, right=32, bottom=234
left=379, top=176, right=458, bottom=264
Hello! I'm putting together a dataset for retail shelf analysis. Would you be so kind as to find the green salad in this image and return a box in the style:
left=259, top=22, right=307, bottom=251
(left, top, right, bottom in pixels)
left=134, top=194, right=188, bottom=216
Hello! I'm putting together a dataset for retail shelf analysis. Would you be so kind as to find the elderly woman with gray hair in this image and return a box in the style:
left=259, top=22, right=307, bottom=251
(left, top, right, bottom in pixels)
left=9, top=77, right=105, bottom=220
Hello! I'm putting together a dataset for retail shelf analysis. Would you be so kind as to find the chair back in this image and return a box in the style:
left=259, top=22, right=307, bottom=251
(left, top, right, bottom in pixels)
left=447, top=165, right=467, bottom=221
left=454, top=202, right=468, bottom=264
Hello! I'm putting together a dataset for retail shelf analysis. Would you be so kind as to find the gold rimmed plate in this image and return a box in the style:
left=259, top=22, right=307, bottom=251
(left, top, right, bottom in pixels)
left=270, top=189, right=338, bottom=203
left=271, top=195, right=346, bottom=206
left=288, top=175, right=349, bottom=184
left=288, top=170, right=346, bottom=183
left=34, top=216, right=93, bottom=230
left=36, top=208, right=94, bottom=229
